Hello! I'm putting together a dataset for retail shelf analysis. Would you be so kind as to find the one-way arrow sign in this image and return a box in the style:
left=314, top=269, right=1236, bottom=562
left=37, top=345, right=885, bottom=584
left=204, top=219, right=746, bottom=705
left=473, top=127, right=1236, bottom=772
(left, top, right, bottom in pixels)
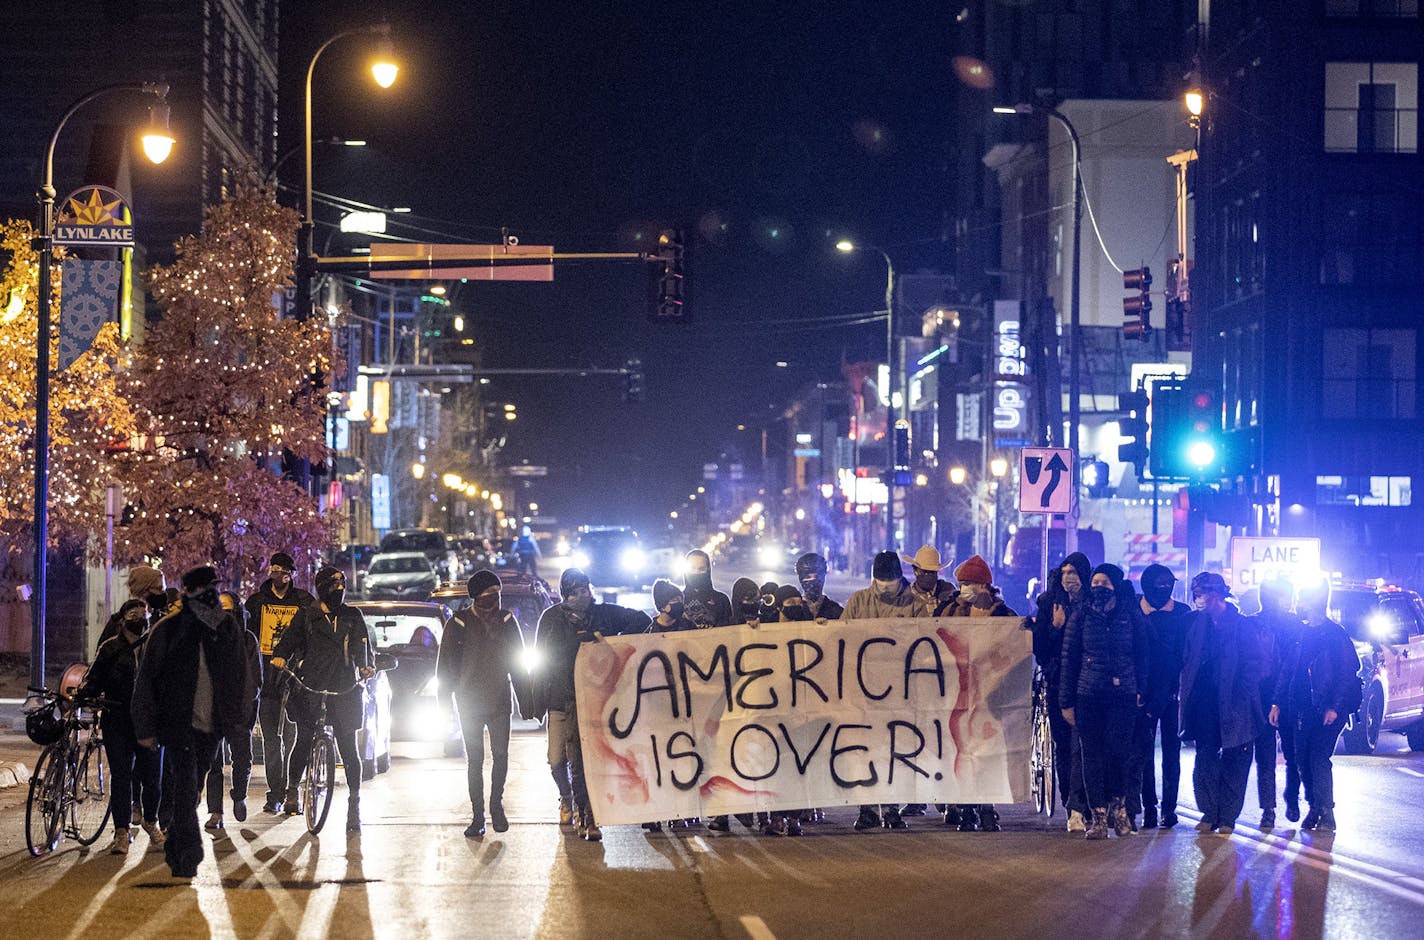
left=1019, top=447, right=1074, bottom=514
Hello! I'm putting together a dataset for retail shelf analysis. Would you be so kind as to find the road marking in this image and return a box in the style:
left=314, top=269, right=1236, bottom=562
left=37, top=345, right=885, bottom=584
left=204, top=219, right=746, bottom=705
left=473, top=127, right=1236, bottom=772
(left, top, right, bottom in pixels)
left=690, top=835, right=711, bottom=853
left=1396, top=767, right=1424, bottom=778
left=739, top=914, right=777, bottom=940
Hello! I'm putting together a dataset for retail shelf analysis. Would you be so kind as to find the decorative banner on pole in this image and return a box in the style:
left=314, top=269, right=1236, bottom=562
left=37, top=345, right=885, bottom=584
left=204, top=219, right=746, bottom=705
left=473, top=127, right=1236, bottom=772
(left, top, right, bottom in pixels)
left=53, top=186, right=135, bottom=247
left=575, top=617, right=1032, bottom=826
left=59, top=259, right=121, bottom=368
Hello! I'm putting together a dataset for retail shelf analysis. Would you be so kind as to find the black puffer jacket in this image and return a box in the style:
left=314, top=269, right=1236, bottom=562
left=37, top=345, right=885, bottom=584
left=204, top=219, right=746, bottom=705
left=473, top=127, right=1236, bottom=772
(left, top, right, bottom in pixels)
left=1272, top=617, right=1361, bottom=717
left=1060, top=578, right=1149, bottom=707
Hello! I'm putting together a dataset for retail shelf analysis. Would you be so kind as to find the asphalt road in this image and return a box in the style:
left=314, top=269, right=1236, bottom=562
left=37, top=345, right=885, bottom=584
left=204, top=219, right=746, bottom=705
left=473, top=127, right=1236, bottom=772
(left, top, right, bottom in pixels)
left=2, top=722, right=1424, bottom=939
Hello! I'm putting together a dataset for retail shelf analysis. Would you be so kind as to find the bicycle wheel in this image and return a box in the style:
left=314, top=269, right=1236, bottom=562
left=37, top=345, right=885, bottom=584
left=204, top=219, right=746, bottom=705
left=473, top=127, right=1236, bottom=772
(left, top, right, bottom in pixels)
left=26, top=745, right=65, bottom=857
left=305, top=735, right=336, bottom=834
left=72, top=737, right=111, bottom=845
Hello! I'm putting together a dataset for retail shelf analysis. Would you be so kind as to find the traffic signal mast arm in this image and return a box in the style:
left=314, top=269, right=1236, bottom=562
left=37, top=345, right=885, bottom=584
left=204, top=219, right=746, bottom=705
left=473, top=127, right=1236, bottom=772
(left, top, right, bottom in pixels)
left=313, top=250, right=650, bottom=274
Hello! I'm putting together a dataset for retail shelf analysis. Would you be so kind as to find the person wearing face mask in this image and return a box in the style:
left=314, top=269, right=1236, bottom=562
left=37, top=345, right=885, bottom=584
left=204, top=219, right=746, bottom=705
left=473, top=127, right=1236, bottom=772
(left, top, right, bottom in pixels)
left=131, top=566, right=257, bottom=879
left=270, top=566, right=374, bottom=833
left=244, top=552, right=314, bottom=814
left=844, top=551, right=914, bottom=831
left=530, top=568, right=652, bottom=842
left=651, top=579, right=696, bottom=632
left=203, top=591, right=262, bottom=833
left=682, top=550, right=734, bottom=628
left=731, top=577, right=762, bottom=625
left=756, top=581, right=783, bottom=624
left=843, top=551, right=915, bottom=622
left=1130, top=564, right=1193, bottom=830
left=437, top=570, right=530, bottom=838
left=934, top=555, right=1017, bottom=831
left=1180, top=571, right=1265, bottom=836
left=777, top=585, right=815, bottom=622
left=1060, top=564, right=1148, bottom=840
left=80, top=599, right=167, bottom=855
left=795, top=553, right=843, bottom=621
left=1043, top=552, right=1094, bottom=831
left=1269, top=581, right=1359, bottom=833
left=901, top=545, right=955, bottom=617
left=1249, top=577, right=1304, bottom=829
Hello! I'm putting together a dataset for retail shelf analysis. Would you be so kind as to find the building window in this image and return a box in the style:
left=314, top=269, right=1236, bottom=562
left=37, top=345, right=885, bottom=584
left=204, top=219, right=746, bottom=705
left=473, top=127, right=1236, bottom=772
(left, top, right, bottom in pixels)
left=1325, top=62, right=1418, bottom=153
left=1322, top=327, right=1417, bottom=419
left=1220, top=191, right=1263, bottom=300
left=1316, top=475, right=1412, bottom=507
left=1223, top=323, right=1261, bottom=430
left=1319, top=188, right=1422, bottom=285
left=1326, top=0, right=1419, bottom=16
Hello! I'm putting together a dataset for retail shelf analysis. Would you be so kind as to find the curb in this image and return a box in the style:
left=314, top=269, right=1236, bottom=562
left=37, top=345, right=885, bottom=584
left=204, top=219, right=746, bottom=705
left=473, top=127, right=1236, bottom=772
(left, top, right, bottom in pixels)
left=0, top=761, right=30, bottom=789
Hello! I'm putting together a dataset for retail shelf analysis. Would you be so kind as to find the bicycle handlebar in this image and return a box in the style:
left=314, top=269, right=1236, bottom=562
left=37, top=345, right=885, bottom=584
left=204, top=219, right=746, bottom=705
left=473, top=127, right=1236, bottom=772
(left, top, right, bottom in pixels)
left=275, top=665, right=364, bottom=698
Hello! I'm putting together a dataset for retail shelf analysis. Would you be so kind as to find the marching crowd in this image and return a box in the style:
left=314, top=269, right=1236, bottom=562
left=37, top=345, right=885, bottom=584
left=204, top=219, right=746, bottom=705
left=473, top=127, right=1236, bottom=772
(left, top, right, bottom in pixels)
left=64, top=539, right=1360, bottom=877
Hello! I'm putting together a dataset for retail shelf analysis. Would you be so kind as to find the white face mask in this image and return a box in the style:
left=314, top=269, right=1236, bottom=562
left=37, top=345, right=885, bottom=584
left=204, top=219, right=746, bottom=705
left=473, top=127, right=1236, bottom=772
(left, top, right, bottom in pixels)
left=959, top=584, right=981, bottom=602
left=874, top=578, right=900, bottom=597
left=1193, top=596, right=1209, bottom=611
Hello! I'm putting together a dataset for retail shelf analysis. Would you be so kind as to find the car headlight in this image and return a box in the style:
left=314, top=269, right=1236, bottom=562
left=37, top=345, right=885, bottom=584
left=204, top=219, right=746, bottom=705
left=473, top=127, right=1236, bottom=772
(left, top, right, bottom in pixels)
left=673, top=556, right=689, bottom=577
left=1367, top=613, right=1396, bottom=642
left=757, top=544, right=783, bottom=567
left=572, top=550, right=591, bottom=569
left=418, top=676, right=438, bottom=697
left=621, top=547, right=646, bottom=573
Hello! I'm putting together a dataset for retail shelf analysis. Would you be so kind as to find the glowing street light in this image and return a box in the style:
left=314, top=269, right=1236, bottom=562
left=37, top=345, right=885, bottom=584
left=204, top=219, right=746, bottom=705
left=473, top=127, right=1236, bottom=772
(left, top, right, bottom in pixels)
left=949, top=466, right=968, bottom=485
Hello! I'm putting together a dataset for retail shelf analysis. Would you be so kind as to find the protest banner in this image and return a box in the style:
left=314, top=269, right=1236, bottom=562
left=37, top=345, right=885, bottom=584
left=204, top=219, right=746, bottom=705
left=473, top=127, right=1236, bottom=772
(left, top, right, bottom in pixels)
left=574, top=617, right=1033, bottom=826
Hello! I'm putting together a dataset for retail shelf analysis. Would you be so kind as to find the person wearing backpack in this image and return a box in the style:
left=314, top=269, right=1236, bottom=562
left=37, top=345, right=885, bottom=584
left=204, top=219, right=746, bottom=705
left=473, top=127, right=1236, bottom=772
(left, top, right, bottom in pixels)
left=1269, top=580, right=1360, bottom=833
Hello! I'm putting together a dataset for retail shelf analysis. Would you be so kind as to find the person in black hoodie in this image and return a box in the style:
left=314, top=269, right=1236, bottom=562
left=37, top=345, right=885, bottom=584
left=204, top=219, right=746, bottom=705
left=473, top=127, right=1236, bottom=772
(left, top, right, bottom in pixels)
left=682, top=550, right=734, bottom=627
left=244, top=552, right=314, bottom=814
left=650, top=579, right=698, bottom=632
left=131, top=566, right=257, bottom=878
left=1251, top=577, right=1304, bottom=828
left=1181, top=571, right=1265, bottom=836
left=1130, top=564, right=1193, bottom=830
left=437, top=570, right=529, bottom=838
left=270, top=566, right=373, bottom=832
left=203, top=591, right=261, bottom=832
left=1060, top=563, right=1149, bottom=839
left=1029, top=551, right=1094, bottom=831
left=80, top=599, right=167, bottom=855
left=1270, top=581, right=1360, bottom=832
left=795, top=553, right=844, bottom=622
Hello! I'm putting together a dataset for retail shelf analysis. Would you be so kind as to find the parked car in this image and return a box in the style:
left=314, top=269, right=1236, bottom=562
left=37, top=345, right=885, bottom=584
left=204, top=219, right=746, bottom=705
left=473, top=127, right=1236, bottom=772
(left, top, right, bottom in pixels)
left=379, top=528, right=460, bottom=581
left=454, top=535, right=503, bottom=574
left=1331, top=581, right=1424, bottom=754
left=351, top=600, right=460, bottom=754
left=570, top=526, right=647, bottom=590
left=358, top=653, right=395, bottom=778
left=361, top=551, right=440, bottom=601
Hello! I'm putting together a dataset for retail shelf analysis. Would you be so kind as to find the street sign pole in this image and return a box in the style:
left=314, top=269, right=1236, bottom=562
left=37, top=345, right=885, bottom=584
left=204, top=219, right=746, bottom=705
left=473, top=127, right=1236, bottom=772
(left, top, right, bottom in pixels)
left=1019, top=447, right=1075, bottom=602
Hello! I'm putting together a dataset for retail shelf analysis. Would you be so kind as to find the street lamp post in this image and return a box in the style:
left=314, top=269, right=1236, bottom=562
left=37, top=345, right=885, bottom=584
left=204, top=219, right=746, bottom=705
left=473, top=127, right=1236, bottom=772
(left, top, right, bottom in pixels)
left=30, top=81, right=173, bottom=690
left=296, top=23, right=398, bottom=323
left=994, top=102, right=1083, bottom=552
left=836, top=240, right=897, bottom=551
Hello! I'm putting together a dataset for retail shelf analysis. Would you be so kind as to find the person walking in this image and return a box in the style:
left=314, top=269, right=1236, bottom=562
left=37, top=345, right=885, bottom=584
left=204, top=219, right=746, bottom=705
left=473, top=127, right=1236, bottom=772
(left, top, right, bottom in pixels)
left=1270, top=581, right=1360, bottom=833
left=244, top=552, right=314, bottom=814
left=935, top=554, right=1017, bottom=831
left=514, top=526, right=542, bottom=577
left=1029, top=552, right=1094, bottom=831
left=1180, top=572, right=1265, bottom=836
left=131, top=566, right=257, bottom=878
left=270, top=566, right=373, bottom=833
left=79, top=599, right=166, bottom=855
left=682, top=550, right=735, bottom=627
left=1132, top=564, right=1193, bottom=829
left=1251, top=577, right=1304, bottom=828
left=203, top=590, right=261, bottom=832
left=1060, top=564, right=1148, bottom=840
left=530, top=568, right=651, bottom=842
left=903, top=545, right=956, bottom=618
left=437, top=570, right=530, bottom=838
left=795, top=553, right=843, bottom=621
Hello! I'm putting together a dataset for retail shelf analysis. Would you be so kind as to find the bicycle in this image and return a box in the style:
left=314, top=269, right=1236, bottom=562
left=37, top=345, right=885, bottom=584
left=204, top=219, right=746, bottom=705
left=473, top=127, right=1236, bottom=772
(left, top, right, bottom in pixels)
left=1029, top=667, right=1057, bottom=818
left=24, top=688, right=112, bottom=857
left=277, top=667, right=363, bottom=835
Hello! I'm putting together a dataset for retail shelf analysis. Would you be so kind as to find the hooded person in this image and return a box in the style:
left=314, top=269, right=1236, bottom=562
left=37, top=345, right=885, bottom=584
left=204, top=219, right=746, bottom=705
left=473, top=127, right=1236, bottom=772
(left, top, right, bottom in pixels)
left=436, top=569, right=529, bottom=838
left=270, top=565, right=374, bottom=832
left=757, top=581, right=782, bottom=624
left=1249, top=577, right=1304, bottom=829
left=651, top=578, right=696, bottom=632
left=843, top=551, right=915, bottom=621
left=1060, top=563, right=1149, bottom=840
left=243, top=552, right=315, bottom=814
left=935, top=554, right=1017, bottom=831
left=730, top=577, right=761, bottom=625
left=795, top=552, right=843, bottom=621
left=902, top=545, right=956, bottom=617
left=531, top=567, right=651, bottom=842
left=682, top=550, right=734, bottom=627
left=775, top=583, right=814, bottom=622
left=130, top=565, right=257, bottom=878
left=127, top=565, right=165, bottom=604
left=1130, top=563, right=1194, bottom=830
left=1180, top=571, right=1266, bottom=836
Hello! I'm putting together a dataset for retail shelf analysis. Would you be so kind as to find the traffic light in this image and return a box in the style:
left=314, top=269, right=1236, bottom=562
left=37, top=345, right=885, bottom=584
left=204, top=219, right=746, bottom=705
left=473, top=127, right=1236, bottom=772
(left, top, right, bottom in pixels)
left=1165, top=296, right=1190, bottom=351
left=893, top=421, right=910, bottom=470
left=1149, top=381, right=1226, bottom=479
left=1083, top=459, right=1111, bottom=498
left=1116, top=387, right=1149, bottom=478
left=622, top=357, right=644, bottom=402
left=1122, top=267, right=1152, bottom=341
left=648, top=228, right=689, bottom=324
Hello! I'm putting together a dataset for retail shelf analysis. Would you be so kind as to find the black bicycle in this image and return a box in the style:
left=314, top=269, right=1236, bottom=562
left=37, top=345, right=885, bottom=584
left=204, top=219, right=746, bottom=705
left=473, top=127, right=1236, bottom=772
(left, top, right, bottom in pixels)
left=1030, top=667, right=1057, bottom=818
left=24, top=688, right=111, bottom=856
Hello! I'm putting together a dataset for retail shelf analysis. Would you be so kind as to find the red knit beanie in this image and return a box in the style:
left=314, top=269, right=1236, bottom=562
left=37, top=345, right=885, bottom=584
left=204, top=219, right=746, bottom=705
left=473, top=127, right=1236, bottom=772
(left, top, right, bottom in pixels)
left=954, top=555, right=993, bottom=586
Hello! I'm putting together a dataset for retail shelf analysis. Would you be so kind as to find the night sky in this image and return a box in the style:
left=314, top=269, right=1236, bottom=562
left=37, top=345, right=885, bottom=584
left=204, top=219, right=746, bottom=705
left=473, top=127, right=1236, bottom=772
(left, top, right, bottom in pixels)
left=284, top=1, right=976, bottom=532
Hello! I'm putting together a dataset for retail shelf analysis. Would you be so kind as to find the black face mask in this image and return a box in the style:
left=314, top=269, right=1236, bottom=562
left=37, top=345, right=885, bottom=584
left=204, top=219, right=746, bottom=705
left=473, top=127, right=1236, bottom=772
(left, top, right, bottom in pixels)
left=1090, top=585, right=1116, bottom=610
left=1143, top=580, right=1174, bottom=609
left=473, top=594, right=499, bottom=611
left=758, top=605, right=779, bottom=622
left=739, top=601, right=760, bottom=620
left=666, top=602, right=686, bottom=620
left=800, top=578, right=823, bottom=603
left=781, top=606, right=813, bottom=622
left=194, top=588, right=220, bottom=609
left=319, top=587, right=346, bottom=609
left=685, top=569, right=713, bottom=592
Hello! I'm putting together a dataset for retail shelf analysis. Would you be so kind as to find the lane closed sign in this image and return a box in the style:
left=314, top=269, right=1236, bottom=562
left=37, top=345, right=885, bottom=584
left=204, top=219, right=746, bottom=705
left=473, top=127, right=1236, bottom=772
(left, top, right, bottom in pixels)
left=1228, top=537, right=1322, bottom=590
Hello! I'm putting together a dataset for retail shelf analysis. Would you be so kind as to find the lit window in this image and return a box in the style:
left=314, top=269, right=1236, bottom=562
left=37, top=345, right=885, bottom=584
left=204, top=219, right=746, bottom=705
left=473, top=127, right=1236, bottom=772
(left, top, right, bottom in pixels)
left=1316, top=475, right=1412, bottom=506
left=1325, top=62, right=1419, bottom=153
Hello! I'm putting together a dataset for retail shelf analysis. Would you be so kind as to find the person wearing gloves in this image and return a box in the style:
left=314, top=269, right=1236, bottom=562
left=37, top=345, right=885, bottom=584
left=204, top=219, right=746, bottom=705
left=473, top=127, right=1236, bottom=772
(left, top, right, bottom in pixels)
left=795, top=553, right=844, bottom=621
left=1180, top=571, right=1265, bottom=836
left=437, top=570, right=529, bottom=838
left=902, top=545, right=956, bottom=617
left=935, top=554, right=1017, bottom=831
left=270, top=566, right=374, bottom=833
left=244, top=552, right=314, bottom=814
left=1060, top=563, right=1149, bottom=840
left=682, top=550, right=734, bottom=627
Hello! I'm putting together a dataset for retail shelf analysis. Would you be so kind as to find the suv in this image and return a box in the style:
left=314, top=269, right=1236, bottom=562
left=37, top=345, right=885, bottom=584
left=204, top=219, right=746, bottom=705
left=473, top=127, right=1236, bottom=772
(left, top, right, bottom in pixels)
left=350, top=600, right=461, bottom=753
left=1331, top=582, right=1424, bottom=754
left=570, top=526, right=646, bottom=590
left=429, top=571, right=556, bottom=642
left=379, top=528, right=460, bottom=581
